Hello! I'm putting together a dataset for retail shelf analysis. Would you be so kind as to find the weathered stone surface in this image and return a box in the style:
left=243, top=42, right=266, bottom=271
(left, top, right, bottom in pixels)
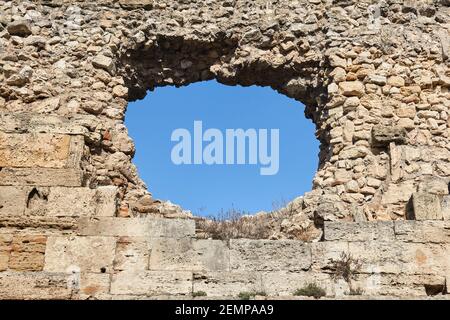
left=394, top=221, right=450, bottom=243
left=0, top=133, right=75, bottom=168
left=78, top=273, right=111, bottom=299
left=0, top=186, right=28, bottom=216
left=113, top=237, right=150, bottom=272
left=230, top=240, right=311, bottom=271
left=149, top=238, right=229, bottom=272
left=77, top=217, right=195, bottom=238
left=348, top=242, right=448, bottom=275
left=24, top=186, right=118, bottom=217
left=111, top=271, right=192, bottom=296
left=92, top=55, right=115, bottom=74
left=371, top=126, right=407, bottom=147
left=0, top=168, right=84, bottom=187
left=411, top=193, right=443, bottom=220
left=193, top=272, right=262, bottom=297
left=7, top=20, right=32, bottom=37
left=324, top=222, right=395, bottom=242
left=441, top=195, right=450, bottom=221
left=9, top=235, right=46, bottom=271
left=311, top=241, right=349, bottom=271
left=0, top=272, right=72, bottom=299
left=44, top=236, right=116, bottom=273
left=339, top=81, right=365, bottom=97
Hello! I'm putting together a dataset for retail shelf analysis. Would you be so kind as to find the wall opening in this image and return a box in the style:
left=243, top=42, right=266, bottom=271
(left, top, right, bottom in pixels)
left=125, top=80, right=319, bottom=216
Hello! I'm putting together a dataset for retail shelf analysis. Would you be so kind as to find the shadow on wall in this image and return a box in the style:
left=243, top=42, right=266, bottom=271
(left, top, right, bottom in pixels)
left=125, top=80, right=319, bottom=216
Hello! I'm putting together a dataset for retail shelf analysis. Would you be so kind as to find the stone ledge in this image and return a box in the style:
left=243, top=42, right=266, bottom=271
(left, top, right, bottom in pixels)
left=0, top=168, right=84, bottom=187
left=324, top=221, right=395, bottom=242
left=229, top=239, right=311, bottom=272
left=0, top=271, right=72, bottom=299
left=77, top=217, right=195, bottom=238
left=111, top=270, right=192, bottom=296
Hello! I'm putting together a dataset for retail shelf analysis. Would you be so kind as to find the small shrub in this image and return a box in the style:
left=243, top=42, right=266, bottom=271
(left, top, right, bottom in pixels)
left=192, top=291, right=207, bottom=297
left=347, top=287, right=364, bottom=296
left=294, top=283, right=326, bottom=299
left=238, top=292, right=254, bottom=300
left=329, top=252, right=362, bottom=283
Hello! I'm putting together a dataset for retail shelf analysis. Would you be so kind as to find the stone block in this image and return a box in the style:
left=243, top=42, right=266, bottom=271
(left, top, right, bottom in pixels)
left=78, top=273, right=111, bottom=299
left=324, top=221, right=395, bottom=242
left=0, top=132, right=82, bottom=168
left=44, top=236, right=116, bottom=273
left=0, top=168, right=84, bottom=187
left=9, top=235, right=46, bottom=271
left=394, top=221, right=450, bottom=243
left=441, top=195, right=450, bottom=221
left=149, top=238, right=229, bottom=272
left=229, top=240, right=311, bottom=272
left=25, top=186, right=118, bottom=217
left=310, top=241, right=349, bottom=271
left=0, top=235, right=12, bottom=271
left=193, top=272, right=262, bottom=297
left=77, top=217, right=195, bottom=238
left=354, top=273, right=446, bottom=297
left=371, top=125, right=407, bottom=147
left=348, top=241, right=448, bottom=275
left=111, top=271, right=192, bottom=296
left=0, top=216, right=77, bottom=235
left=113, top=237, right=150, bottom=271
left=0, top=271, right=72, bottom=299
left=411, top=192, right=443, bottom=220
left=0, top=186, right=29, bottom=216
left=381, top=182, right=415, bottom=205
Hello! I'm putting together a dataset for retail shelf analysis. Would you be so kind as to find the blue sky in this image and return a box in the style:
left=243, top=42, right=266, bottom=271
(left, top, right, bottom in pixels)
left=125, top=80, right=319, bottom=216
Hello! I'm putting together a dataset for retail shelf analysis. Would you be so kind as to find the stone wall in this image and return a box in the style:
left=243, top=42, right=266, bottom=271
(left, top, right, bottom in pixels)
left=0, top=0, right=449, bottom=299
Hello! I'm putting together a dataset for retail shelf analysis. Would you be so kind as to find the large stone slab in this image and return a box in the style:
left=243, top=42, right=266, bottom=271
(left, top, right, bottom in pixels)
left=310, top=241, right=349, bottom=271
left=193, top=272, right=262, bottom=297
left=113, top=237, right=150, bottom=272
left=110, top=271, right=192, bottom=296
left=394, top=221, right=450, bottom=243
left=25, top=186, right=118, bottom=217
left=0, top=132, right=82, bottom=168
left=411, top=192, right=443, bottom=220
left=77, top=217, right=195, bottom=238
left=44, top=236, right=116, bottom=273
left=0, top=112, right=90, bottom=135
left=149, top=238, right=229, bottom=272
left=0, top=271, right=72, bottom=299
left=0, top=168, right=84, bottom=187
left=230, top=240, right=311, bottom=271
left=324, top=221, right=395, bottom=242
left=348, top=241, right=448, bottom=275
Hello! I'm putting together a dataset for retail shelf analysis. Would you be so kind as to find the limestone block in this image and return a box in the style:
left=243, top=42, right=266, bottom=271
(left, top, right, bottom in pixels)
left=111, top=271, right=192, bottom=296
left=149, top=238, right=229, bottom=272
left=371, top=125, right=407, bottom=147
left=44, top=236, right=116, bottom=273
left=0, top=272, right=72, bottom=299
left=193, top=272, right=263, bottom=297
left=261, top=271, right=337, bottom=297
left=324, top=221, right=395, bottom=242
left=77, top=217, right=195, bottom=238
left=355, top=273, right=446, bottom=297
left=0, top=235, right=12, bottom=271
left=0, top=168, right=84, bottom=187
left=119, top=0, right=153, bottom=9
left=9, top=235, right=46, bottom=271
left=417, top=178, right=449, bottom=195
left=441, top=195, right=450, bottom=221
left=411, top=192, right=443, bottom=220
left=26, top=186, right=118, bottom=217
left=394, top=221, right=450, bottom=243
left=113, top=237, right=150, bottom=271
left=310, top=241, right=349, bottom=271
left=78, top=273, right=111, bottom=299
left=229, top=240, right=311, bottom=272
left=0, top=112, right=92, bottom=135
left=0, top=132, right=81, bottom=168
left=381, top=182, right=415, bottom=205
left=348, top=241, right=448, bottom=275
left=0, top=186, right=29, bottom=216
left=0, top=216, right=77, bottom=235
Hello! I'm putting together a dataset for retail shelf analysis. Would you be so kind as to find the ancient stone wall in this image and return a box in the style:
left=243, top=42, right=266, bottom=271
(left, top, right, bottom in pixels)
left=0, top=0, right=449, bottom=299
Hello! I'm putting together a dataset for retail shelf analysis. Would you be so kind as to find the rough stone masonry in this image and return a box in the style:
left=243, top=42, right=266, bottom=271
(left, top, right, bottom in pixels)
left=0, top=0, right=449, bottom=299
